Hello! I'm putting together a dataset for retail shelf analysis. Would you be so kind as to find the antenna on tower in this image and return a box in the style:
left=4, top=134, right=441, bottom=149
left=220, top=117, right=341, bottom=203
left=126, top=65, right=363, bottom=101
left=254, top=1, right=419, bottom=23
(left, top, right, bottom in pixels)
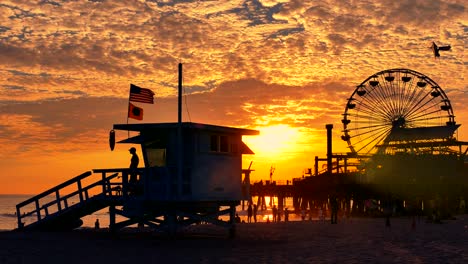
left=177, top=63, right=183, bottom=197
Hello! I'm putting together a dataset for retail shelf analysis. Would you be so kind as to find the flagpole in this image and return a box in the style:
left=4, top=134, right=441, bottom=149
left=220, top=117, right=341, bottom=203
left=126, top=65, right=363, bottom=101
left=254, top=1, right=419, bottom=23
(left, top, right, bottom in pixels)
left=177, top=63, right=183, bottom=198
left=127, top=86, right=131, bottom=138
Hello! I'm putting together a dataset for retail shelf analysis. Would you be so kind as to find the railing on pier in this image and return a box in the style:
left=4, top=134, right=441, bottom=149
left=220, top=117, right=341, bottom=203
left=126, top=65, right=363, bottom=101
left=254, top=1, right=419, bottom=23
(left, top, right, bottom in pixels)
left=15, top=169, right=129, bottom=229
left=251, top=180, right=292, bottom=186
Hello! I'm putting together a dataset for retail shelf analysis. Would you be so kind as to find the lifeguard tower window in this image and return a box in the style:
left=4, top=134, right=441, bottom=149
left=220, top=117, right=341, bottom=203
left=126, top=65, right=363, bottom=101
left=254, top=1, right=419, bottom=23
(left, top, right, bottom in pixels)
left=210, top=135, right=218, bottom=152
left=146, top=148, right=166, bottom=167
left=220, top=136, right=228, bottom=152
left=210, top=135, right=230, bottom=153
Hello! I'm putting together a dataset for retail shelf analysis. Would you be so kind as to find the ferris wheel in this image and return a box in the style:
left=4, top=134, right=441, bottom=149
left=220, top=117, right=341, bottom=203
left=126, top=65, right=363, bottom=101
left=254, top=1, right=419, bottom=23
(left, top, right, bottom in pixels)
left=341, top=68, right=457, bottom=155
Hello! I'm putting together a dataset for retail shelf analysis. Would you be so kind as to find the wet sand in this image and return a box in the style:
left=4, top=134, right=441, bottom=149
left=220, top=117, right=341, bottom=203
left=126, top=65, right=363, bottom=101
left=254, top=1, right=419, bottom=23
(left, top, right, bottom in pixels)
left=1, top=216, right=467, bottom=264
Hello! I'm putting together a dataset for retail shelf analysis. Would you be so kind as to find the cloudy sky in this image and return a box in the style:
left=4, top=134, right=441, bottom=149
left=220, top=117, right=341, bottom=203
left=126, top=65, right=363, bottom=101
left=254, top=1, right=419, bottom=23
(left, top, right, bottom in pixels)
left=0, top=0, right=466, bottom=194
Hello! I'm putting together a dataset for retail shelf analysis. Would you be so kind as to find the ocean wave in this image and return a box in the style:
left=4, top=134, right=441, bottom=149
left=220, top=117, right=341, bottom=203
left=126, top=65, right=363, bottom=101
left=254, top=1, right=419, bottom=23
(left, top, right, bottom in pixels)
left=0, top=213, right=17, bottom=218
left=0, top=213, right=35, bottom=218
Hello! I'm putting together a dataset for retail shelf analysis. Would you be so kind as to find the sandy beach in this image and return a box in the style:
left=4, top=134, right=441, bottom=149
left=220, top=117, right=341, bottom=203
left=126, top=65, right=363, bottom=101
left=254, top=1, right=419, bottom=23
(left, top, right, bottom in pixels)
left=1, top=215, right=467, bottom=264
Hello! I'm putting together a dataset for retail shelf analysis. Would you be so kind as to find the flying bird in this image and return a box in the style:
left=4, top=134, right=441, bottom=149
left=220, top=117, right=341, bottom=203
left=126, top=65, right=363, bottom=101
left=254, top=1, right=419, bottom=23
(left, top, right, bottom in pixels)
left=431, top=42, right=451, bottom=58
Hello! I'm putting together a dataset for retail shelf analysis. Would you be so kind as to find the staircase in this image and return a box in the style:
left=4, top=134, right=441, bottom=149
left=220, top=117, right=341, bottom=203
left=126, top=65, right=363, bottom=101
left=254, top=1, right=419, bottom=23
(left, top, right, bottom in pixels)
left=15, top=170, right=124, bottom=231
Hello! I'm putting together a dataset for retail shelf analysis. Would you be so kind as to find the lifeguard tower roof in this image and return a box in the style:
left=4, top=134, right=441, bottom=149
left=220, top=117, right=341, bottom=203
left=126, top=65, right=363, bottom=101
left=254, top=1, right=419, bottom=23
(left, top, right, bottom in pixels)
left=113, top=122, right=259, bottom=155
left=114, top=122, right=259, bottom=135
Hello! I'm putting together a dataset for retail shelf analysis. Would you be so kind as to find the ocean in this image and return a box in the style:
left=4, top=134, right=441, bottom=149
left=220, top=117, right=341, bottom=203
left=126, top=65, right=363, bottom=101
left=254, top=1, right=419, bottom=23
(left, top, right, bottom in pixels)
left=0, top=195, right=303, bottom=231
left=0, top=194, right=114, bottom=231
left=0, top=195, right=26, bottom=231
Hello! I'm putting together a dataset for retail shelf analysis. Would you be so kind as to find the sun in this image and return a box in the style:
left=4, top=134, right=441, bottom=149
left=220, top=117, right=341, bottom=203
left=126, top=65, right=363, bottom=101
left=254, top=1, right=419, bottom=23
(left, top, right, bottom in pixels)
left=243, top=125, right=301, bottom=160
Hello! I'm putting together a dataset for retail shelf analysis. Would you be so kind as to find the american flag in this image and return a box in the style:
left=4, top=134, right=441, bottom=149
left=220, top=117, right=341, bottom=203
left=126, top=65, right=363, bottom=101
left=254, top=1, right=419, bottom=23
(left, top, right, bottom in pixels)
left=129, top=84, right=154, bottom=104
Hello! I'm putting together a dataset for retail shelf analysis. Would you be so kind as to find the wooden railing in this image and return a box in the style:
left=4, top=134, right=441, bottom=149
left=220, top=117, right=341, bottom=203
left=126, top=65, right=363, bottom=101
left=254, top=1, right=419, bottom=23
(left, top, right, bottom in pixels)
left=251, top=180, right=291, bottom=186
left=15, top=169, right=123, bottom=229
left=92, top=168, right=137, bottom=200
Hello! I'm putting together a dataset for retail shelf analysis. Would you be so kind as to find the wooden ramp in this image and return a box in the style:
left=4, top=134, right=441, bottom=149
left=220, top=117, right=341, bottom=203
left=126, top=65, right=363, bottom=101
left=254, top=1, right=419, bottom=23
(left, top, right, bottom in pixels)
left=16, top=171, right=123, bottom=231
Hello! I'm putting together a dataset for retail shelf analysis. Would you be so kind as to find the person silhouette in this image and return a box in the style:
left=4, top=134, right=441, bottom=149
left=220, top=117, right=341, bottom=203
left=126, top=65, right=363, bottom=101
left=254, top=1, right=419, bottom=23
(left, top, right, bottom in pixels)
left=247, top=204, right=253, bottom=223
left=129, top=147, right=139, bottom=184
left=253, top=204, right=258, bottom=223
left=319, top=207, right=324, bottom=222
left=272, top=205, right=278, bottom=222
left=127, top=147, right=140, bottom=196
left=330, top=195, right=339, bottom=224
left=284, top=207, right=289, bottom=222
left=235, top=214, right=241, bottom=223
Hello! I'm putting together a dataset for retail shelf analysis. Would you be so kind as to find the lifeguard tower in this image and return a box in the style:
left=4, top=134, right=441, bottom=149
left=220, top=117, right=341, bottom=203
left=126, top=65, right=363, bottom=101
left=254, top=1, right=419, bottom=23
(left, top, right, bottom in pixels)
left=15, top=64, right=258, bottom=237
left=106, top=121, right=258, bottom=234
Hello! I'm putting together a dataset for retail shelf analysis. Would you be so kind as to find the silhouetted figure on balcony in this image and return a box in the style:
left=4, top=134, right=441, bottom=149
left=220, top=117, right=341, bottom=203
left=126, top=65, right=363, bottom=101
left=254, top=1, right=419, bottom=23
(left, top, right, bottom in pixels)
left=128, top=147, right=139, bottom=195
left=129, top=147, right=139, bottom=184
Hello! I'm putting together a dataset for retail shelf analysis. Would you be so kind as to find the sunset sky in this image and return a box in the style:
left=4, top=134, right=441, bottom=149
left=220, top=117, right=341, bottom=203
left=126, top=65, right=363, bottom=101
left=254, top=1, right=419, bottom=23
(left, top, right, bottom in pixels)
left=0, top=0, right=466, bottom=194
